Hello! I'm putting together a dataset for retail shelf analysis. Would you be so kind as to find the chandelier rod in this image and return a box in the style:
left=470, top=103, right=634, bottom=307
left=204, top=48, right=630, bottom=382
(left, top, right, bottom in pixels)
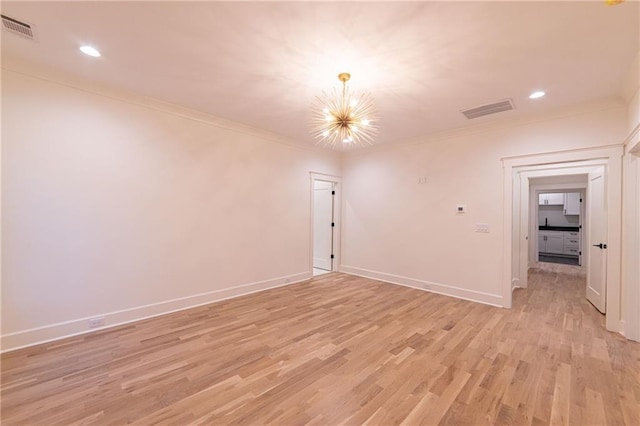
left=338, top=72, right=350, bottom=100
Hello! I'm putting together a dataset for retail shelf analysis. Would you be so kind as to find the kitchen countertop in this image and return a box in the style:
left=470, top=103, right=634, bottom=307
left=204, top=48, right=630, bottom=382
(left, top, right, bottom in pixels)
left=539, top=226, right=580, bottom=232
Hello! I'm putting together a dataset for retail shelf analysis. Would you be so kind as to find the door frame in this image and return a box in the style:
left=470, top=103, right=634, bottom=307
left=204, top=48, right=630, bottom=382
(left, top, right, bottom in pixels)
left=623, top=137, right=640, bottom=341
left=310, top=172, right=342, bottom=274
left=502, top=146, right=623, bottom=334
left=515, top=167, right=594, bottom=290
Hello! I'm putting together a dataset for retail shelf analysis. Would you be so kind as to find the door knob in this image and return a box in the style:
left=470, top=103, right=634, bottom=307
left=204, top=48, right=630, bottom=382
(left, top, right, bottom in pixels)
left=592, top=243, right=607, bottom=249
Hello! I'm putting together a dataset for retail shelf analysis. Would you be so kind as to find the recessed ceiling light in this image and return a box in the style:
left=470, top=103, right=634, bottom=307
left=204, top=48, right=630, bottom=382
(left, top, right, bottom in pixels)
left=529, top=91, right=545, bottom=99
left=80, top=45, right=101, bottom=57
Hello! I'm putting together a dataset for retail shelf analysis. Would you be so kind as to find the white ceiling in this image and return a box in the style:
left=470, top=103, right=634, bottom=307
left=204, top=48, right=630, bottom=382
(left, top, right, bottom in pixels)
left=1, top=1, right=638, bottom=149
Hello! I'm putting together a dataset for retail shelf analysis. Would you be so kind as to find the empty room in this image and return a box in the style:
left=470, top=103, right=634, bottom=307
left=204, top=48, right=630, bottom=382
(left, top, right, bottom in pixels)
left=1, top=1, right=640, bottom=425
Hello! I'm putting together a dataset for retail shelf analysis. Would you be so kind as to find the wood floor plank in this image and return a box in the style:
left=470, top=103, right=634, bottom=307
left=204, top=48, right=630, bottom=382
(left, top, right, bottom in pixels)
left=2, top=265, right=639, bottom=425
left=550, top=363, right=571, bottom=425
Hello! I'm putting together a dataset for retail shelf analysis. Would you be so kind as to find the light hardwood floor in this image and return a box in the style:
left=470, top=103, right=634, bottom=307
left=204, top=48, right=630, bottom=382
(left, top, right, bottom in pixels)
left=2, top=267, right=639, bottom=425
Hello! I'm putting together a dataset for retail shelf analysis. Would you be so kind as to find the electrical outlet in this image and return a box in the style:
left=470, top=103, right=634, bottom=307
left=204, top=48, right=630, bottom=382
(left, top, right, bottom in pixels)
left=475, top=223, right=490, bottom=233
left=88, top=317, right=106, bottom=328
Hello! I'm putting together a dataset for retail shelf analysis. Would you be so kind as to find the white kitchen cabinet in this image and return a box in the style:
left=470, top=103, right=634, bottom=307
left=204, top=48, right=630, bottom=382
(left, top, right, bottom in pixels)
left=548, top=193, right=564, bottom=205
left=538, top=234, right=545, bottom=252
left=563, top=231, right=580, bottom=256
left=563, top=192, right=581, bottom=215
left=546, top=232, right=564, bottom=254
left=539, top=193, right=564, bottom=206
left=539, top=231, right=564, bottom=254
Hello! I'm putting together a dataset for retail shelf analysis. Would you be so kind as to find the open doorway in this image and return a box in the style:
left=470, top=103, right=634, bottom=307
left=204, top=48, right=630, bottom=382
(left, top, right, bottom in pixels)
left=530, top=176, right=586, bottom=268
left=312, top=180, right=335, bottom=276
left=521, top=169, right=607, bottom=314
left=310, top=173, right=341, bottom=277
left=505, top=154, right=619, bottom=324
left=502, top=146, right=623, bottom=334
left=536, top=191, right=582, bottom=266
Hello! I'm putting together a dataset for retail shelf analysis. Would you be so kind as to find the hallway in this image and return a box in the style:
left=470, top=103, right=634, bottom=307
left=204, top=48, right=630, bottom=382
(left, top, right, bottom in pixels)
left=511, top=264, right=638, bottom=425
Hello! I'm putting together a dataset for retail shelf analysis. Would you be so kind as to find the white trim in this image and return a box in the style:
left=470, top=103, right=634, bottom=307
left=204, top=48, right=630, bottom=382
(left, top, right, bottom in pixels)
left=622, top=152, right=640, bottom=341
left=310, top=172, right=342, bottom=274
left=340, top=265, right=503, bottom=307
left=512, top=278, right=522, bottom=289
left=622, top=93, right=640, bottom=341
left=1, top=271, right=311, bottom=353
left=310, top=172, right=342, bottom=181
left=501, top=145, right=621, bottom=165
left=502, top=145, right=624, bottom=333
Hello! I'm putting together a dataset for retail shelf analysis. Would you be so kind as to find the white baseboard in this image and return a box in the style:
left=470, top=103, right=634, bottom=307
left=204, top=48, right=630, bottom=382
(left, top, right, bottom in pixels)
left=340, top=265, right=504, bottom=308
left=512, top=277, right=521, bottom=290
left=1, top=271, right=311, bottom=353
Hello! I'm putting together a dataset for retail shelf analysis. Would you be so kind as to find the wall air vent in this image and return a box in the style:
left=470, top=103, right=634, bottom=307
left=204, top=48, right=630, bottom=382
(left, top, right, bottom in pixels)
left=1, top=14, right=35, bottom=40
left=461, top=99, right=514, bottom=119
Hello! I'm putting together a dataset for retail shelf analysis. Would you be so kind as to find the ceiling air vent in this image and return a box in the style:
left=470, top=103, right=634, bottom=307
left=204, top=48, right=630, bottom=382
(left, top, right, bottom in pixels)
left=461, top=99, right=514, bottom=119
left=1, top=14, right=35, bottom=40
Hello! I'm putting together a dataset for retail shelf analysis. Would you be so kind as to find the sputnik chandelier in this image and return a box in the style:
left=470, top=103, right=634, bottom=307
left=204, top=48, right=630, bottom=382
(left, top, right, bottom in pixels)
left=311, top=73, right=378, bottom=148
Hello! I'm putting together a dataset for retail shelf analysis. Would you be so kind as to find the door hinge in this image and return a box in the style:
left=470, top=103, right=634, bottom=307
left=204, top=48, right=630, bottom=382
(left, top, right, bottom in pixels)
left=330, top=254, right=334, bottom=259
left=331, top=222, right=335, bottom=227
left=580, top=198, right=583, bottom=202
left=579, top=251, right=582, bottom=255
left=331, top=190, right=335, bottom=195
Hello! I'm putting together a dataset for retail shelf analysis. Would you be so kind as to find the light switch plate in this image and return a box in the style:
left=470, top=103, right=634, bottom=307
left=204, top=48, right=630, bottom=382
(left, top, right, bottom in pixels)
left=476, top=223, right=490, bottom=233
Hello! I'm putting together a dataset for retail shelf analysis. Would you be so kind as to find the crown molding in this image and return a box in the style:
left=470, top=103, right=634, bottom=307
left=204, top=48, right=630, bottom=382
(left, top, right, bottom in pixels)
left=1, top=55, right=338, bottom=157
left=344, top=97, right=626, bottom=157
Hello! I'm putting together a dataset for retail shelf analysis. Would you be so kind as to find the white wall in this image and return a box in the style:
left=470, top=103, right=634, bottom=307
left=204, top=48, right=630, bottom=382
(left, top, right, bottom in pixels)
left=2, top=57, right=637, bottom=349
left=341, top=102, right=628, bottom=306
left=622, top=50, right=639, bottom=137
left=538, top=204, right=579, bottom=227
left=1, top=68, right=341, bottom=350
left=628, top=89, right=640, bottom=135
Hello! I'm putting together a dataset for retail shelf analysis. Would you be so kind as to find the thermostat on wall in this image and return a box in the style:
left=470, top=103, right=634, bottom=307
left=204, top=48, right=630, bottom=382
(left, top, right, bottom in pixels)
left=456, top=205, right=466, bottom=213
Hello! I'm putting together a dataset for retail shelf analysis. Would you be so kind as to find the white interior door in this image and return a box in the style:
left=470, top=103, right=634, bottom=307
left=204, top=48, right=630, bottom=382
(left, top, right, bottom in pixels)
left=518, top=175, right=529, bottom=288
left=579, top=191, right=584, bottom=266
left=586, top=167, right=607, bottom=313
left=313, top=181, right=334, bottom=271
